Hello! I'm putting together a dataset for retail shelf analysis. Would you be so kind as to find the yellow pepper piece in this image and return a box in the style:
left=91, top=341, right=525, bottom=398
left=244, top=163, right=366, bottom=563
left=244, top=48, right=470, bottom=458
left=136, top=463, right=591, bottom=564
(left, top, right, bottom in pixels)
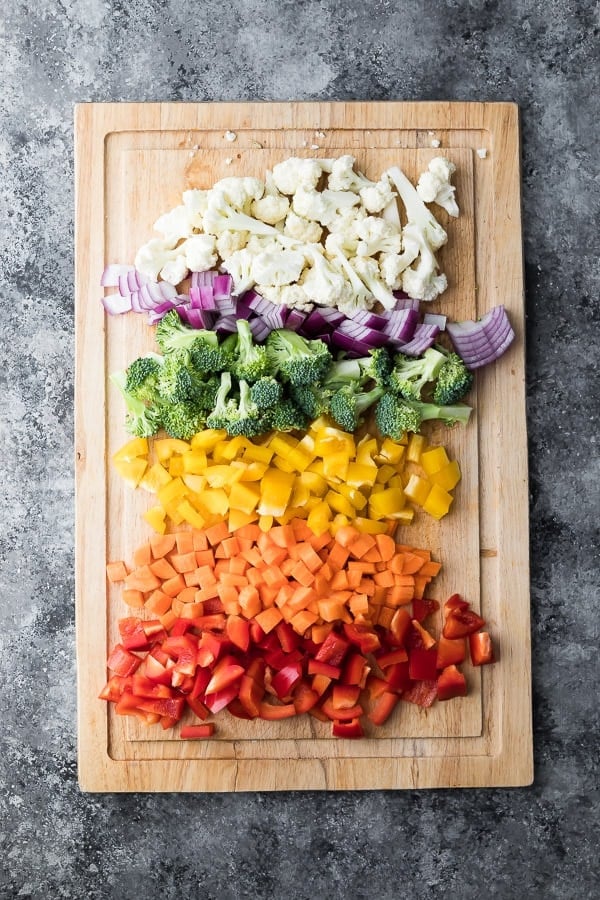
left=242, top=443, right=274, bottom=464
left=182, top=474, right=207, bottom=493
left=190, top=429, right=227, bottom=451
left=196, top=488, right=229, bottom=517
left=337, top=484, right=368, bottom=512
left=143, top=505, right=166, bottom=534
left=181, top=450, right=208, bottom=474
left=352, top=517, right=389, bottom=535
left=420, top=446, right=450, bottom=476
left=112, top=456, right=147, bottom=487
left=228, top=509, right=259, bottom=531
left=269, top=434, right=298, bottom=455
left=157, top=477, right=188, bottom=506
left=406, top=433, right=427, bottom=463
left=376, top=438, right=406, bottom=465
left=204, top=465, right=240, bottom=488
left=271, top=454, right=297, bottom=474
left=394, top=507, right=415, bottom=524
left=325, top=490, right=356, bottom=519
left=403, top=474, right=431, bottom=506
left=229, top=481, right=261, bottom=515
left=168, top=456, right=185, bottom=477
left=259, top=514, right=274, bottom=532
left=375, top=464, right=396, bottom=485
left=112, top=437, right=149, bottom=462
left=176, top=499, right=207, bottom=529
left=291, top=481, right=311, bottom=508
left=154, top=438, right=190, bottom=462
left=307, top=500, right=332, bottom=535
left=257, top=468, right=295, bottom=517
left=217, top=436, right=251, bottom=461
left=238, top=461, right=269, bottom=482
left=322, top=450, right=349, bottom=482
left=368, top=488, right=406, bottom=520
left=422, top=484, right=454, bottom=519
left=346, top=462, right=378, bottom=489
left=429, top=460, right=461, bottom=491
left=139, top=461, right=172, bottom=493
left=298, top=470, right=329, bottom=497
left=355, top=437, right=378, bottom=467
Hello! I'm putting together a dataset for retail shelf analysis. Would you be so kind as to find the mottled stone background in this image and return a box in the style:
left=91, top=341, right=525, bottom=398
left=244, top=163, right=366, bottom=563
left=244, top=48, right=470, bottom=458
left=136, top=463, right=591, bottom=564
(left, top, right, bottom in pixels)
left=1, top=1, right=598, bottom=898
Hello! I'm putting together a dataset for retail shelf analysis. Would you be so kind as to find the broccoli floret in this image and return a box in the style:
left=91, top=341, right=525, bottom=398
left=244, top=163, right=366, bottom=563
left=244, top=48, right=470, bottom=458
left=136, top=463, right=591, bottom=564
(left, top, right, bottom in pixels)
left=329, top=383, right=384, bottom=432
left=156, top=349, right=197, bottom=404
left=289, top=383, right=332, bottom=420
left=250, top=376, right=283, bottom=411
left=191, top=374, right=221, bottom=412
left=110, top=371, right=162, bottom=438
left=266, top=329, right=333, bottom=387
left=265, top=397, right=309, bottom=433
left=232, top=319, right=272, bottom=383
left=160, top=402, right=206, bottom=441
left=432, top=348, right=474, bottom=406
left=322, top=358, right=365, bottom=390
left=124, top=353, right=163, bottom=403
left=205, top=371, right=239, bottom=431
left=227, top=380, right=268, bottom=438
left=388, top=347, right=447, bottom=401
left=356, top=347, right=393, bottom=386
left=155, top=310, right=219, bottom=355
left=375, top=393, right=472, bottom=441
left=188, top=340, right=235, bottom=376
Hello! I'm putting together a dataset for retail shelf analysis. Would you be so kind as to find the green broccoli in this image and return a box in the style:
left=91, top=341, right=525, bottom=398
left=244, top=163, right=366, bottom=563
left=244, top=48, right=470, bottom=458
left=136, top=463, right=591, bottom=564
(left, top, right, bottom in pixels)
left=160, top=402, right=206, bottom=441
left=265, top=397, right=309, bottom=433
left=156, top=349, right=198, bottom=404
left=227, top=319, right=271, bottom=383
left=123, top=353, right=163, bottom=404
left=188, top=339, right=236, bottom=376
left=388, top=347, right=447, bottom=400
left=205, top=371, right=239, bottom=431
left=329, top=383, right=384, bottom=433
left=249, top=376, right=283, bottom=411
left=375, top=392, right=472, bottom=441
left=432, top=348, right=474, bottom=406
left=154, top=310, right=219, bottom=355
left=266, top=329, right=333, bottom=387
left=289, top=383, right=333, bottom=420
left=227, top=380, right=268, bottom=438
left=356, top=347, right=393, bottom=387
left=110, top=370, right=162, bottom=438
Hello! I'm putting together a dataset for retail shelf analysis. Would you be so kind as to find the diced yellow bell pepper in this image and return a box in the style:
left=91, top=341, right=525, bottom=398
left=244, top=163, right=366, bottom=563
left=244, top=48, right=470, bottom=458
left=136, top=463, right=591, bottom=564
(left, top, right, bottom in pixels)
left=325, top=490, right=356, bottom=518
left=308, top=416, right=331, bottom=434
left=228, top=509, right=259, bottom=531
left=157, top=477, right=188, bottom=507
left=259, top=514, right=274, bottom=532
left=182, top=474, right=207, bottom=493
left=242, top=443, right=274, bottom=464
left=112, top=437, right=149, bottom=462
left=376, top=438, right=406, bottom=465
left=271, top=454, right=297, bottom=474
left=190, top=429, right=227, bottom=451
left=154, top=438, right=191, bottom=462
left=394, top=507, right=415, bottom=524
left=197, top=488, right=229, bottom=517
left=257, top=468, right=295, bottom=517
left=420, top=446, right=450, bottom=476
left=238, top=461, right=269, bottom=482
left=375, top=464, right=396, bottom=485
left=406, top=433, right=427, bottom=463
left=346, top=462, right=378, bottom=489
left=387, top=474, right=405, bottom=490
left=322, top=450, right=349, bottom=483
left=204, top=465, right=239, bottom=488
left=143, top=505, right=166, bottom=534
left=422, top=483, right=454, bottom=519
left=429, top=460, right=461, bottom=491
left=330, top=514, right=351, bottom=535
left=403, top=474, right=431, bottom=506
left=286, top=446, right=314, bottom=472
left=164, top=502, right=185, bottom=526
left=291, top=481, right=311, bottom=508
left=139, top=461, right=172, bottom=493
left=112, top=456, right=147, bottom=487
left=181, top=450, right=208, bottom=474
left=216, top=436, right=251, bottom=461
left=269, top=434, right=298, bottom=455
left=352, top=517, right=389, bottom=535
left=229, top=481, right=261, bottom=515
left=306, top=459, right=326, bottom=478
left=307, top=501, right=332, bottom=536
left=298, top=470, right=328, bottom=497
left=355, top=437, right=379, bottom=466
left=176, top=499, right=207, bottom=529
left=168, top=456, right=185, bottom=477
left=368, top=488, right=406, bottom=520
left=337, top=484, right=368, bottom=512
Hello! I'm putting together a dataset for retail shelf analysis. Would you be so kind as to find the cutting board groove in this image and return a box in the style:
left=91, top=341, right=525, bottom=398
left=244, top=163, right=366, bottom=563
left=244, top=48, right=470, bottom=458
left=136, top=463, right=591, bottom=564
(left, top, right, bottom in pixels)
left=75, top=101, right=532, bottom=791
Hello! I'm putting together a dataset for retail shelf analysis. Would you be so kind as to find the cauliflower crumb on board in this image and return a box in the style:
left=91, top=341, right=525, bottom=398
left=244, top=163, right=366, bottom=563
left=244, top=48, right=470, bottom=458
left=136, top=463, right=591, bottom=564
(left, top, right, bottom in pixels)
left=134, top=153, right=460, bottom=309
left=477, top=148, right=488, bottom=159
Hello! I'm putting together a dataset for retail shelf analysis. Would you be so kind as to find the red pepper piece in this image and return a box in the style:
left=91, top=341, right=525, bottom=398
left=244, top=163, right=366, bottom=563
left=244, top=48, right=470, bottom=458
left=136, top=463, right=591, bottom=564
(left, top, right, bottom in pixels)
left=169, top=618, right=194, bottom=636
left=202, top=597, right=225, bottom=615
left=342, top=623, right=381, bottom=654
left=443, top=594, right=470, bottom=618
left=292, top=680, right=319, bottom=714
left=376, top=647, right=409, bottom=669
left=119, top=617, right=152, bottom=651
left=271, top=663, right=302, bottom=700
left=368, top=691, right=399, bottom=726
left=189, top=666, right=211, bottom=700
left=402, top=679, right=438, bottom=708
left=314, top=630, right=350, bottom=667
left=190, top=614, right=226, bottom=631
left=388, top=608, right=412, bottom=646
left=205, top=656, right=245, bottom=694
left=131, top=674, right=175, bottom=699
left=307, top=658, right=342, bottom=679
left=162, top=634, right=199, bottom=676
left=186, top=696, right=210, bottom=720
left=412, top=597, right=439, bottom=623
left=107, top=644, right=142, bottom=677
left=320, top=697, right=364, bottom=721
left=276, top=621, right=300, bottom=653
left=264, top=648, right=303, bottom=671
left=180, top=723, right=215, bottom=739
left=366, top=675, right=390, bottom=699
left=143, top=653, right=172, bottom=685
left=384, top=661, right=410, bottom=693
left=436, top=636, right=466, bottom=669
left=204, top=683, right=239, bottom=714
left=238, top=674, right=264, bottom=717
left=258, top=701, right=297, bottom=720
left=332, top=717, right=364, bottom=738
left=332, top=684, right=361, bottom=709
left=225, top=615, right=250, bottom=652
left=408, top=647, right=438, bottom=682
left=437, top=665, right=468, bottom=700
left=226, top=698, right=254, bottom=719
left=341, top=652, right=370, bottom=687
left=98, top=675, right=131, bottom=702
left=443, top=608, right=486, bottom=640
left=134, top=695, right=186, bottom=720
left=469, top=632, right=495, bottom=666
left=196, top=632, right=224, bottom=668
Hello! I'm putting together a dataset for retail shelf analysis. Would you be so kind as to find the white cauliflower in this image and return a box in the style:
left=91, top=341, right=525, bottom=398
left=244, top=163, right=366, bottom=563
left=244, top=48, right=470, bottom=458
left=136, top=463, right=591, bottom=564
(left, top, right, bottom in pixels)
left=416, top=157, right=459, bottom=217
left=354, top=216, right=402, bottom=257
left=153, top=205, right=196, bottom=243
left=250, top=247, right=305, bottom=287
left=135, top=237, right=178, bottom=281
left=251, top=193, right=290, bottom=225
left=350, top=255, right=397, bottom=310
left=223, top=248, right=257, bottom=294
left=182, top=189, right=210, bottom=226
left=328, top=155, right=395, bottom=213
left=283, top=211, right=323, bottom=244
left=259, top=283, right=314, bottom=311
left=216, top=230, right=249, bottom=261
left=385, top=165, right=448, bottom=250
left=271, top=157, right=327, bottom=195
left=300, top=249, right=355, bottom=309
left=292, top=187, right=360, bottom=227
left=159, top=254, right=189, bottom=286
left=400, top=223, right=448, bottom=301
left=211, top=176, right=265, bottom=213
left=182, top=234, right=218, bottom=272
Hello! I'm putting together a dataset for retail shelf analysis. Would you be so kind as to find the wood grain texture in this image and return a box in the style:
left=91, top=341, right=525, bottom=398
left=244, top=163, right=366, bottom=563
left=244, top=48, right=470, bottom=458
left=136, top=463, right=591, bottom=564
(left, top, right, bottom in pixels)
left=75, top=101, right=532, bottom=792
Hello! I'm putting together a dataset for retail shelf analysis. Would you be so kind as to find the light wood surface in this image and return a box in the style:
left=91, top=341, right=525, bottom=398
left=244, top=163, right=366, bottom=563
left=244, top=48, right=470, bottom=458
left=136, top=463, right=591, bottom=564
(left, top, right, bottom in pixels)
left=75, top=101, right=532, bottom=792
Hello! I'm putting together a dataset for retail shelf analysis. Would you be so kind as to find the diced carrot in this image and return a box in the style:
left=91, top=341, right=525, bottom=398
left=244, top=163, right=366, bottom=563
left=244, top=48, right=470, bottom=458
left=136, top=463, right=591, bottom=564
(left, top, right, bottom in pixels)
left=361, top=546, right=382, bottom=564
left=149, top=558, right=178, bottom=580
left=287, top=586, right=317, bottom=613
left=291, top=519, right=314, bottom=541
left=175, top=532, right=195, bottom=555
left=413, top=576, right=431, bottom=599
left=145, top=589, right=173, bottom=615
left=159, top=610, right=178, bottom=631
left=195, top=549, right=215, bottom=568
left=385, top=585, right=414, bottom=607
left=133, top=543, right=152, bottom=567
left=195, top=565, right=217, bottom=589
left=122, top=589, right=145, bottom=608
left=349, top=593, right=369, bottom=617
left=313, top=574, right=331, bottom=598
left=238, top=585, right=261, bottom=618
left=180, top=601, right=205, bottom=619
left=169, top=552, right=198, bottom=574
left=334, top=525, right=360, bottom=548
left=215, top=536, right=240, bottom=559
left=290, top=560, right=314, bottom=587
left=106, top=561, right=128, bottom=583
left=327, top=542, right=350, bottom=571
left=311, top=622, right=334, bottom=644
left=217, top=583, right=240, bottom=615
left=318, top=599, right=351, bottom=623
left=241, top=547, right=263, bottom=568
left=258, top=584, right=278, bottom=608
left=171, top=597, right=184, bottom=617
left=177, top=586, right=198, bottom=605
left=394, top=574, right=416, bottom=588
left=192, top=531, right=208, bottom=551
left=417, top=561, right=442, bottom=577
left=253, top=607, right=283, bottom=634
left=401, top=553, right=427, bottom=574
left=263, top=544, right=288, bottom=566
left=296, top=542, right=323, bottom=573
left=125, top=566, right=161, bottom=593
left=205, top=521, right=229, bottom=546
left=374, top=570, right=395, bottom=588
left=150, top=534, right=177, bottom=558
left=358, top=578, right=375, bottom=596
left=377, top=607, right=394, bottom=629
left=162, top=574, right=187, bottom=598
left=270, top=524, right=296, bottom=548
left=290, top=609, right=318, bottom=634
left=375, top=533, right=396, bottom=562
left=330, top=570, right=349, bottom=591
left=348, top=533, right=376, bottom=559
left=309, top=532, right=333, bottom=552
left=228, top=557, right=249, bottom=576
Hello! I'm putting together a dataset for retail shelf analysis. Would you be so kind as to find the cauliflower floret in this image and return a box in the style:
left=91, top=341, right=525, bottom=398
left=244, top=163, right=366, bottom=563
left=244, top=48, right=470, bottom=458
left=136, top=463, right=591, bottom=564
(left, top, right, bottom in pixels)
left=251, top=193, right=290, bottom=225
left=216, top=230, right=249, bottom=261
left=300, top=249, right=356, bottom=309
left=159, top=254, right=189, bottom=286
left=416, top=157, right=459, bottom=218
left=271, top=157, right=328, bottom=196
left=292, top=187, right=360, bottom=227
left=354, top=216, right=402, bottom=257
left=250, top=248, right=306, bottom=287
left=350, top=255, right=397, bottom=310
left=182, top=189, right=210, bottom=226
left=153, top=205, right=196, bottom=243
left=135, top=237, right=178, bottom=281
left=283, top=211, right=323, bottom=244
left=211, top=176, right=265, bottom=213
left=324, top=229, right=359, bottom=259
left=258, top=283, right=314, bottom=311
left=224, top=248, right=256, bottom=295
left=328, top=155, right=395, bottom=213
left=182, top=234, right=218, bottom=272
left=400, top=223, right=448, bottom=301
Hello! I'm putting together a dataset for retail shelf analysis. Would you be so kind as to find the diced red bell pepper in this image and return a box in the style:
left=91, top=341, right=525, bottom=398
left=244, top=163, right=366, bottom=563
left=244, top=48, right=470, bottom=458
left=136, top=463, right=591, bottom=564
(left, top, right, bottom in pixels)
left=314, top=630, right=350, bottom=666
left=341, top=652, right=370, bottom=687
left=186, top=696, right=210, bottom=720
left=205, top=656, right=245, bottom=694
left=170, top=618, right=195, bottom=636
left=162, top=634, right=199, bottom=676
left=189, top=666, right=212, bottom=700
left=226, top=698, right=254, bottom=719
left=275, top=621, right=300, bottom=653
left=436, top=636, right=466, bottom=669
left=366, top=675, right=390, bottom=699
left=107, top=644, right=142, bottom=677
left=388, top=608, right=412, bottom=646
left=376, top=647, right=409, bottom=669
left=98, top=675, right=131, bottom=702
left=238, top=674, right=264, bottom=717
left=331, top=717, right=363, bottom=738
left=258, top=701, right=297, bottom=720
left=134, top=695, right=186, bottom=720
left=412, top=597, right=439, bottom=623
left=342, top=623, right=381, bottom=654
left=443, top=608, right=486, bottom=640
left=308, top=704, right=329, bottom=723
left=245, top=657, right=266, bottom=685
left=249, top=619, right=266, bottom=645
left=409, top=620, right=437, bottom=650
left=311, top=673, right=332, bottom=697
left=202, top=597, right=225, bottom=615
left=204, top=683, right=239, bottom=714
left=402, top=679, right=438, bottom=708
left=141, top=620, right=168, bottom=642
left=469, top=631, right=495, bottom=666
left=180, top=723, right=215, bottom=739
left=119, top=617, right=152, bottom=651
left=264, top=648, right=302, bottom=671
left=143, top=653, right=173, bottom=686
left=368, top=691, right=399, bottom=726
left=408, top=646, right=438, bottom=681
left=160, top=715, right=178, bottom=730
left=307, top=658, right=342, bottom=679
left=437, top=664, right=467, bottom=700
left=271, top=663, right=302, bottom=699
left=131, top=674, right=175, bottom=699
left=191, top=614, right=226, bottom=631
left=196, top=632, right=224, bottom=668
left=320, top=697, right=364, bottom=721
left=443, top=593, right=469, bottom=618
left=383, top=661, right=410, bottom=693
left=332, top=684, right=361, bottom=709
left=292, top=680, right=319, bottom=714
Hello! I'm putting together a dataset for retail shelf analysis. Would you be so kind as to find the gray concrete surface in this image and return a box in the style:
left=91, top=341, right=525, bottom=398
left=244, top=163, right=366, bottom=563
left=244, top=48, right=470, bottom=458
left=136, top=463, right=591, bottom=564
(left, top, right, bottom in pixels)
left=1, top=1, right=598, bottom=898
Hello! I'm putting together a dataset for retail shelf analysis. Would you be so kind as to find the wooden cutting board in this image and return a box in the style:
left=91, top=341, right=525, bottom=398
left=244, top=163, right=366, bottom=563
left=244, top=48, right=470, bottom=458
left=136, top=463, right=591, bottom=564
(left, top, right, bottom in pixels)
left=75, top=101, right=532, bottom=791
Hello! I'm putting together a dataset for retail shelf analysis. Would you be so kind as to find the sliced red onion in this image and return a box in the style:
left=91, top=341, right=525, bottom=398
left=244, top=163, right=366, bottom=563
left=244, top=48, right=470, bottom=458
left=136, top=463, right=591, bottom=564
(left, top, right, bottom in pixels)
left=302, top=308, right=335, bottom=335
left=215, top=295, right=237, bottom=315
left=382, top=308, right=419, bottom=343
left=395, top=324, right=440, bottom=356
left=101, top=292, right=132, bottom=315
left=214, top=315, right=239, bottom=334
left=330, top=332, right=377, bottom=357
left=316, top=307, right=346, bottom=327
left=347, top=309, right=389, bottom=330
left=191, top=270, right=217, bottom=289
left=285, top=309, right=307, bottom=330
left=446, top=306, right=515, bottom=369
left=100, top=264, right=134, bottom=287
left=213, top=273, right=233, bottom=300
left=249, top=318, right=272, bottom=342
left=393, top=292, right=420, bottom=311
left=423, top=313, right=447, bottom=331
left=180, top=307, right=217, bottom=330
left=261, top=307, right=288, bottom=330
